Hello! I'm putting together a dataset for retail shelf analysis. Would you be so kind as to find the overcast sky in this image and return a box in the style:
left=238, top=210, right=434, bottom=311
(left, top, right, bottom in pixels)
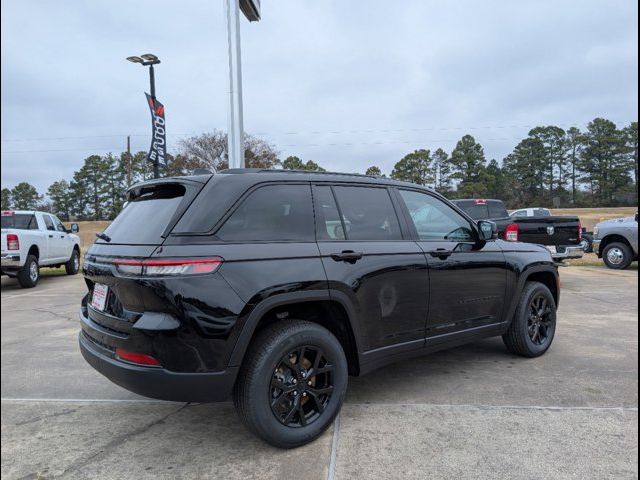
left=1, top=0, right=638, bottom=192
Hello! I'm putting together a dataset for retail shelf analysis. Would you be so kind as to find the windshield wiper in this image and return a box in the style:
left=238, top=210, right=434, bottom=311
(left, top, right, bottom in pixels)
left=95, top=232, right=111, bottom=242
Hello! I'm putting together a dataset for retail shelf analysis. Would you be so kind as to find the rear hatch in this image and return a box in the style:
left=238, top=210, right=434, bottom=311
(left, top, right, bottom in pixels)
left=1, top=211, right=38, bottom=254
left=514, top=216, right=581, bottom=246
left=83, top=177, right=209, bottom=319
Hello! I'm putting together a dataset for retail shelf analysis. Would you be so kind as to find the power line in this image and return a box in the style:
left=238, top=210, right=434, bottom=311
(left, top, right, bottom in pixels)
left=3, top=120, right=633, bottom=143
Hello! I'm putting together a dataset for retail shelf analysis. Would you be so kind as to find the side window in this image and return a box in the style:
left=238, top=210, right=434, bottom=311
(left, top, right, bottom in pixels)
left=488, top=202, right=508, bottom=218
left=313, top=186, right=346, bottom=240
left=511, top=210, right=526, bottom=217
left=43, top=215, right=56, bottom=231
left=399, top=190, right=475, bottom=242
left=216, top=184, right=314, bottom=242
left=332, top=186, right=402, bottom=241
left=53, top=216, right=66, bottom=232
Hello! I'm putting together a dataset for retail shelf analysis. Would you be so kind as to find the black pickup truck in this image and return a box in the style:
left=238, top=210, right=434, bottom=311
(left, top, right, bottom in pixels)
left=452, top=199, right=584, bottom=262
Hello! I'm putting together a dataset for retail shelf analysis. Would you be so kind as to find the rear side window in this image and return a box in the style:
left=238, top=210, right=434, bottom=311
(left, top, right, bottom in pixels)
left=216, top=184, right=314, bottom=242
left=101, top=183, right=187, bottom=245
left=332, top=186, right=402, bottom=241
left=535, top=208, right=551, bottom=217
left=1, top=214, right=38, bottom=230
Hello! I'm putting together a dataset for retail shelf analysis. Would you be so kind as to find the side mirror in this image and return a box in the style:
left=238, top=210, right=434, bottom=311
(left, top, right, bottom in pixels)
left=478, top=220, right=498, bottom=241
left=70, top=223, right=79, bottom=234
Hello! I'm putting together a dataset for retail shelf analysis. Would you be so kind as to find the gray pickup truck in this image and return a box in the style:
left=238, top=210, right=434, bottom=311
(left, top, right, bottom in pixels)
left=593, top=213, right=639, bottom=269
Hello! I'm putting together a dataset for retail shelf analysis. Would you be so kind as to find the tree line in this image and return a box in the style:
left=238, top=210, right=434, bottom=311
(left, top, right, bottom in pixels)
left=1, top=117, right=636, bottom=220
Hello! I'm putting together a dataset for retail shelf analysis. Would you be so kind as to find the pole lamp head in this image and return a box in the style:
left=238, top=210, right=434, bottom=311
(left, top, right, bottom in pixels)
left=140, top=54, right=159, bottom=62
left=126, top=56, right=144, bottom=64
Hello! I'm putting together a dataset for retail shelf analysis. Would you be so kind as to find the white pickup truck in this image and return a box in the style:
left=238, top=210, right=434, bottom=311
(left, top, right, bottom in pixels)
left=1, top=210, right=81, bottom=288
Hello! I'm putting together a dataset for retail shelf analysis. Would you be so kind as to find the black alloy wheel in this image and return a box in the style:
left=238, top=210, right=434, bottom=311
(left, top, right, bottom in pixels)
left=527, top=294, right=554, bottom=346
left=270, top=345, right=334, bottom=427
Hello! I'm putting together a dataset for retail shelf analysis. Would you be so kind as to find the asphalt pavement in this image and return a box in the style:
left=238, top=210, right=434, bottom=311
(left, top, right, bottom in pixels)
left=1, top=266, right=637, bottom=479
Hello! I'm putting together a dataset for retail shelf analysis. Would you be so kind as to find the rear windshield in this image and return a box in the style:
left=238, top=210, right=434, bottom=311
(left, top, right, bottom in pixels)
left=455, top=201, right=489, bottom=220
left=99, top=184, right=188, bottom=245
left=1, top=214, right=38, bottom=230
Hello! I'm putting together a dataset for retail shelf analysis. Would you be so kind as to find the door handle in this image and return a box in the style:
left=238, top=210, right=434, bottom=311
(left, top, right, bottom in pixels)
left=330, top=250, right=363, bottom=263
left=428, top=248, right=454, bottom=260
left=48, top=234, right=54, bottom=238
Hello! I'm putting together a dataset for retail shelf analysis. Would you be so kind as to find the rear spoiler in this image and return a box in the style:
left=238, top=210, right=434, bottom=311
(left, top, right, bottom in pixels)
left=125, top=176, right=211, bottom=202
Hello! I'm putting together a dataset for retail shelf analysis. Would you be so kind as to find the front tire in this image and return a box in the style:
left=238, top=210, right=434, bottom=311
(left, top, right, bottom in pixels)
left=602, top=242, right=633, bottom=270
left=503, top=282, right=557, bottom=358
left=233, top=320, right=348, bottom=449
left=17, top=255, right=39, bottom=288
left=65, top=248, right=80, bottom=275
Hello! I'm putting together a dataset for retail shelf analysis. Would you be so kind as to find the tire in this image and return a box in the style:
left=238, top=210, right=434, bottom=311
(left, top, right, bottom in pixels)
left=602, top=242, right=633, bottom=270
left=233, top=320, right=348, bottom=449
left=17, top=255, right=40, bottom=288
left=502, top=282, right=557, bottom=358
left=579, top=234, right=593, bottom=253
left=65, top=248, right=80, bottom=275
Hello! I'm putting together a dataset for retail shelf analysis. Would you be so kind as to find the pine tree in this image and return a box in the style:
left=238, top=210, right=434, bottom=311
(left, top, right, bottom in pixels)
left=449, top=135, right=487, bottom=197
left=390, top=149, right=434, bottom=185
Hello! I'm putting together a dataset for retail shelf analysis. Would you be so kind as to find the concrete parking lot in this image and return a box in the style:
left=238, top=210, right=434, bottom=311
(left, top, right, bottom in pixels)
left=1, top=267, right=638, bottom=480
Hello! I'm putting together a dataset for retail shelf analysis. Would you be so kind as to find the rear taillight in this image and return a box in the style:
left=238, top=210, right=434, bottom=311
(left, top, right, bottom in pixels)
left=115, top=348, right=161, bottom=367
left=7, top=234, right=19, bottom=250
left=505, top=223, right=519, bottom=242
left=113, top=257, right=223, bottom=276
left=578, top=222, right=582, bottom=241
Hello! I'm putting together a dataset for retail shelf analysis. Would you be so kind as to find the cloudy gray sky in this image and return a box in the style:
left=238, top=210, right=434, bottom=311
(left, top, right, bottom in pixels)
left=1, top=0, right=638, bottom=192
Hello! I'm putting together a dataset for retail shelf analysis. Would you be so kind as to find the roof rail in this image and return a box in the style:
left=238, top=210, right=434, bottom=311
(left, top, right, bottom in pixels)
left=258, top=169, right=378, bottom=179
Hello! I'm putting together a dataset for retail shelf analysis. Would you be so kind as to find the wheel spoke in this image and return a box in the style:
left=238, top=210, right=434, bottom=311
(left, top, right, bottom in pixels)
left=271, top=379, right=296, bottom=394
left=297, top=400, right=307, bottom=426
left=308, top=391, right=325, bottom=413
left=309, top=385, right=334, bottom=396
left=282, top=397, right=299, bottom=425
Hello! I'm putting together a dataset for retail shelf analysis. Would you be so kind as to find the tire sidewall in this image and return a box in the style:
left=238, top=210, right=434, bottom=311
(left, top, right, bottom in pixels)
left=19, top=255, right=39, bottom=288
left=518, top=284, right=557, bottom=356
left=248, top=326, right=348, bottom=447
left=66, top=249, right=80, bottom=275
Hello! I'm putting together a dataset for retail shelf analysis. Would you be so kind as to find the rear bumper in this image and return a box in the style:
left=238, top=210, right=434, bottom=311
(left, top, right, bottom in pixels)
left=551, top=245, right=584, bottom=260
left=79, top=330, right=238, bottom=403
left=1, top=254, right=21, bottom=268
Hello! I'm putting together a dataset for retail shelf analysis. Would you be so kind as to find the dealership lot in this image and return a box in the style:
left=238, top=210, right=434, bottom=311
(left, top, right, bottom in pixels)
left=1, top=267, right=638, bottom=479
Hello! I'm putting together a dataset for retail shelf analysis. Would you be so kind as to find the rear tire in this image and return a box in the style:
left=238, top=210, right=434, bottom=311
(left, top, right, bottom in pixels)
left=17, top=255, right=39, bottom=288
left=503, top=282, right=556, bottom=358
left=65, top=248, right=80, bottom=275
left=602, top=242, right=633, bottom=270
left=233, top=320, right=348, bottom=449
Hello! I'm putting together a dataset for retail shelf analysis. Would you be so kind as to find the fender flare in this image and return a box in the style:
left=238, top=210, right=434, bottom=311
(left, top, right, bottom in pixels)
left=503, top=264, right=559, bottom=327
left=228, top=289, right=363, bottom=367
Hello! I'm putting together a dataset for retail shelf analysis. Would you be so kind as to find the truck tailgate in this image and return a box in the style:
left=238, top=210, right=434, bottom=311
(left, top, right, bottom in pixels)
left=516, top=216, right=581, bottom=245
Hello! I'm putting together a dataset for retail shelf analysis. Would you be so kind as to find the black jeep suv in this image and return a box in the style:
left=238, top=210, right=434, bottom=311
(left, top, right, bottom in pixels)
left=79, top=169, right=560, bottom=448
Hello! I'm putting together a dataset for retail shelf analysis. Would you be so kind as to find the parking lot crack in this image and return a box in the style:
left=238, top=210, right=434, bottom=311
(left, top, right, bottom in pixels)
left=52, top=403, right=190, bottom=478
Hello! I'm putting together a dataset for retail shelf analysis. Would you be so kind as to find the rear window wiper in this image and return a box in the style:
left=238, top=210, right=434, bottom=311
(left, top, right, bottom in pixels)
left=96, top=232, right=112, bottom=242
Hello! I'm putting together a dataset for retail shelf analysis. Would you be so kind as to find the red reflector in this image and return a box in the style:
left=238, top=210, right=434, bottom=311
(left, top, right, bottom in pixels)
left=7, top=233, right=19, bottom=250
left=115, top=348, right=161, bottom=366
left=505, top=223, right=519, bottom=242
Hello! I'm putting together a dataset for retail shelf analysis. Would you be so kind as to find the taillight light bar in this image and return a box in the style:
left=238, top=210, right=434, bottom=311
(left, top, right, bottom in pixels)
left=115, top=348, right=161, bottom=367
left=113, top=257, right=223, bottom=276
left=505, top=223, right=519, bottom=242
left=578, top=222, right=582, bottom=241
left=7, top=233, right=19, bottom=250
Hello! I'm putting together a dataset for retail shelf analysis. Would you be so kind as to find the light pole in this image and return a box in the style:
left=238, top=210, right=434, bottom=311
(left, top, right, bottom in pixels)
left=127, top=53, right=162, bottom=179
left=226, top=0, right=260, bottom=169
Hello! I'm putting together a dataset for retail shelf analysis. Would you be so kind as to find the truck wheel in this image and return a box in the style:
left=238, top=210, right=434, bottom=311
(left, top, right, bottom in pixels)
left=233, top=320, right=348, bottom=449
left=502, top=282, right=557, bottom=358
left=602, top=242, right=633, bottom=270
left=65, top=248, right=80, bottom=275
left=17, top=255, right=40, bottom=288
left=579, top=234, right=593, bottom=253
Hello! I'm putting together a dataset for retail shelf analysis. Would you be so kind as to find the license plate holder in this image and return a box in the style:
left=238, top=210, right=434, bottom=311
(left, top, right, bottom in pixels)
left=91, top=283, right=109, bottom=311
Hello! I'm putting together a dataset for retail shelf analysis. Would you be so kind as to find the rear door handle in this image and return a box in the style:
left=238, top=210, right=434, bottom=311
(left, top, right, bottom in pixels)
left=330, top=250, right=363, bottom=263
left=48, top=234, right=54, bottom=238
left=428, top=249, right=454, bottom=260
